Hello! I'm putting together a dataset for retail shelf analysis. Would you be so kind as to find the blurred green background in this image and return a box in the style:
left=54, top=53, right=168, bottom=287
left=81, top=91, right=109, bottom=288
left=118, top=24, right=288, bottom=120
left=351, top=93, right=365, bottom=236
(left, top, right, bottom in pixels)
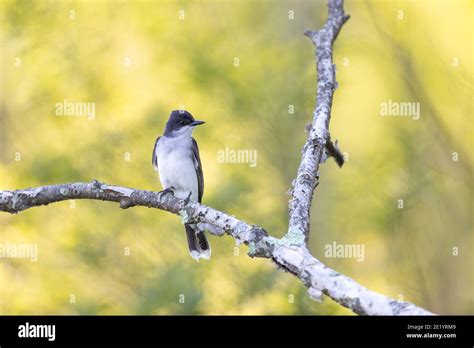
left=0, top=0, right=472, bottom=315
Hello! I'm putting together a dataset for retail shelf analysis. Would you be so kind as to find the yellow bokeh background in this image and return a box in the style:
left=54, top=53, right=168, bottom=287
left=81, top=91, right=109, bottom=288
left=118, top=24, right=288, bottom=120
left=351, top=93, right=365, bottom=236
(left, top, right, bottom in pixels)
left=0, top=0, right=472, bottom=314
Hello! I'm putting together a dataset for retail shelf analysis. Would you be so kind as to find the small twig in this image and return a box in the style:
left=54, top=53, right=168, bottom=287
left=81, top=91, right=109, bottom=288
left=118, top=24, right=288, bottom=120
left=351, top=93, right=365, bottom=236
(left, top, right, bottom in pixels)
left=325, top=137, right=345, bottom=167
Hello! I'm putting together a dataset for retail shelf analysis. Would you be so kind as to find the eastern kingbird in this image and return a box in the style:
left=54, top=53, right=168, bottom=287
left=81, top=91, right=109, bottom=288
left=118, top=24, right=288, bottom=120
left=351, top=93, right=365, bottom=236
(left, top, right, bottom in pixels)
left=152, top=110, right=210, bottom=261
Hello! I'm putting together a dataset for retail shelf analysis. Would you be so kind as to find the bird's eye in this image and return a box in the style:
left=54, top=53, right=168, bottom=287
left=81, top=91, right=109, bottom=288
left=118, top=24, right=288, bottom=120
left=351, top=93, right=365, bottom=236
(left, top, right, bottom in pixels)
left=179, top=120, right=185, bottom=125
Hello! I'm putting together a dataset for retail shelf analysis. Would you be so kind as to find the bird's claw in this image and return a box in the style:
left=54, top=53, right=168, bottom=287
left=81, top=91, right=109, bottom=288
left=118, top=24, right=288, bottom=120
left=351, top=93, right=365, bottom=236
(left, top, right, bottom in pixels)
left=161, top=188, right=174, bottom=197
left=184, top=191, right=192, bottom=205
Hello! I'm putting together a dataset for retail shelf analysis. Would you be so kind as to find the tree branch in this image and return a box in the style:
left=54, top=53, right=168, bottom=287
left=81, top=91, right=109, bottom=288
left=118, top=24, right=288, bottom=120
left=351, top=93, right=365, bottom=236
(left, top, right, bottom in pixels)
left=0, top=180, right=432, bottom=315
left=288, top=0, right=349, bottom=243
left=0, top=180, right=267, bottom=248
left=0, top=0, right=433, bottom=315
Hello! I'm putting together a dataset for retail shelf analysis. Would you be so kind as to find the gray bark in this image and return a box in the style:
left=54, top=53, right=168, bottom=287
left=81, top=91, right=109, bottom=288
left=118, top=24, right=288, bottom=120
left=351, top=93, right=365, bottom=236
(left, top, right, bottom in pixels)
left=0, top=180, right=433, bottom=315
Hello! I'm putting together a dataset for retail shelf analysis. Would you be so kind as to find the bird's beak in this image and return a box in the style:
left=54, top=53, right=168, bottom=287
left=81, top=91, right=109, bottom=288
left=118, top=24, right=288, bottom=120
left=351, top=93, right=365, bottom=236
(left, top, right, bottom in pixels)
left=191, top=120, right=205, bottom=126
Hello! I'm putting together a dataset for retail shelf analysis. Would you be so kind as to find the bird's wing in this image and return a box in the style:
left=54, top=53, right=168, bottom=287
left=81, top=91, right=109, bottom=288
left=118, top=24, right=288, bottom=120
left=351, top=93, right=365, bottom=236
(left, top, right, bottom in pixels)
left=192, top=137, right=204, bottom=203
left=152, top=136, right=161, bottom=170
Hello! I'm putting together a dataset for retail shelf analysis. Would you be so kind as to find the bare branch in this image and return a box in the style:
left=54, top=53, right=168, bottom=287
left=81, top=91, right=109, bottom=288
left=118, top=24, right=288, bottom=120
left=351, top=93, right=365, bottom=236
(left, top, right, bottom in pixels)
left=0, top=180, right=268, bottom=249
left=0, top=180, right=433, bottom=315
left=288, top=0, right=350, bottom=243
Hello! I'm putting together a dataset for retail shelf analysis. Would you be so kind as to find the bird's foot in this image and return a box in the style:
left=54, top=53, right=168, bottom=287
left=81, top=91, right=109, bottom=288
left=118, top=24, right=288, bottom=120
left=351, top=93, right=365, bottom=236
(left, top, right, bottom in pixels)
left=160, top=187, right=174, bottom=198
left=184, top=191, right=192, bottom=206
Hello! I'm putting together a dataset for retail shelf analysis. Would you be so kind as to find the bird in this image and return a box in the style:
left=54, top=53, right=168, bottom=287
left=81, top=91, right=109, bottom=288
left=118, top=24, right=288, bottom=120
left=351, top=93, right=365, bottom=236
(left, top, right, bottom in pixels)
left=152, top=110, right=210, bottom=261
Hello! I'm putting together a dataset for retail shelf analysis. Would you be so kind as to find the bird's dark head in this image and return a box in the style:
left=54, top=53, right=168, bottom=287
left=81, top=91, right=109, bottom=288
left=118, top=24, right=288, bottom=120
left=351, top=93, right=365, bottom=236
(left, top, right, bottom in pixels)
left=164, top=110, right=205, bottom=137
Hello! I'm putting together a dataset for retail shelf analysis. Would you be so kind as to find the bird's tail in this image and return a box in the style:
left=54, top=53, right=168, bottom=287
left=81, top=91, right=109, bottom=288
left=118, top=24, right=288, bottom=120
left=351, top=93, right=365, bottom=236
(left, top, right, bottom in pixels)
left=185, top=224, right=211, bottom=261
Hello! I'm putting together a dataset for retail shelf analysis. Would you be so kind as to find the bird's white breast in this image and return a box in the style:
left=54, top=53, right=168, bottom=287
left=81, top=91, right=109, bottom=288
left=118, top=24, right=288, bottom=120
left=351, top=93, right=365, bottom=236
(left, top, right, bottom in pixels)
left=155, top=136, right=199, bottom=201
